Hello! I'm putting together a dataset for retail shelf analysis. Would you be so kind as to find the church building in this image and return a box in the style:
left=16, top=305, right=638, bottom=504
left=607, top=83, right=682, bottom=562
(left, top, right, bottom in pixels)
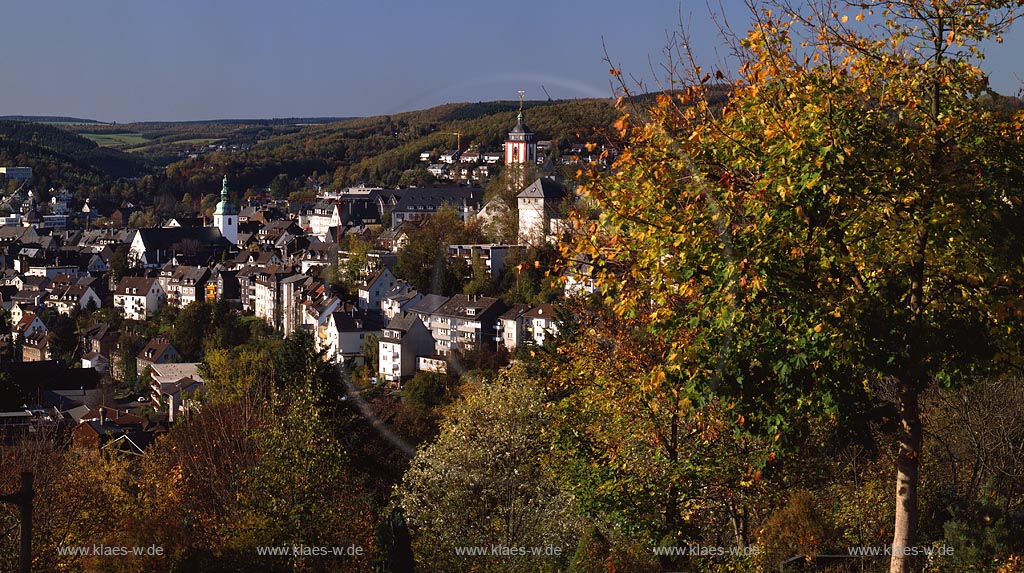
left=213, top=175, right=238, bottom=245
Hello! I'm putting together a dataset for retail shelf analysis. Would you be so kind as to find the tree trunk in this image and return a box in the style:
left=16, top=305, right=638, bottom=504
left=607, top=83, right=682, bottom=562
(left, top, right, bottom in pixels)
left=890, top=385, right=922, bottom=573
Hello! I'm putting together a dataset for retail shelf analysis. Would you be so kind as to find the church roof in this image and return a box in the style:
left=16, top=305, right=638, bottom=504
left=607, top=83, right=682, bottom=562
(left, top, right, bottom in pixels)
left=135, top=227, right=229, bottom=251
left=214, top=198, right=238, bottom=216
left=509, top=117, right=532, bottom=134
left=213, top=176, right=238, bottom=216
left=516, top=177, right=566, bottom=200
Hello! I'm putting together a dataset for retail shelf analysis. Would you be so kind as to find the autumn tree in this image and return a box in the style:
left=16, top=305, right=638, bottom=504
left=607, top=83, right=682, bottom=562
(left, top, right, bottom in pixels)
left=564, top=0, right=1024, bottom=571
left=397, top=366, right=580, bottom=572
left=394, top=205, right=485, bottom=294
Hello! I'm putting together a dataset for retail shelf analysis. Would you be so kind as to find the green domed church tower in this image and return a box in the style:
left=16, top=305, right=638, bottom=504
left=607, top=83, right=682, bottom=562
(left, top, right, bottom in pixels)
left=213, top=175, right=238, bottom=244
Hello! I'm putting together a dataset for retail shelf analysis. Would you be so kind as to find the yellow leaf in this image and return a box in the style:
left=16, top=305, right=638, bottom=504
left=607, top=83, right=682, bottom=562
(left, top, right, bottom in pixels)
left=841, top=15, right=848, bottom=23
left=856, top=13, right=864, bottom=22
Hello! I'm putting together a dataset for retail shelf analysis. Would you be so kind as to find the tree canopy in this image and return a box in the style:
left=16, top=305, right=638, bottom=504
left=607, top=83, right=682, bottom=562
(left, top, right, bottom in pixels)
left=561, top=0, right=1024, bottom=571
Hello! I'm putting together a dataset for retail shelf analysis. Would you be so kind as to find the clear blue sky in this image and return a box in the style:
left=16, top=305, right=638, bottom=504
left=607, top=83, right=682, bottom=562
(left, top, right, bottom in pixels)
left=2, top=1, right=1021, bottom=122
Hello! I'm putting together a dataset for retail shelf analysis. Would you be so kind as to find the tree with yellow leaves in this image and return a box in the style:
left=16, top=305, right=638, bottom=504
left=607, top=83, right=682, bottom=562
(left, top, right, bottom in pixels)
left=563, top=0, right=1024, bottom=571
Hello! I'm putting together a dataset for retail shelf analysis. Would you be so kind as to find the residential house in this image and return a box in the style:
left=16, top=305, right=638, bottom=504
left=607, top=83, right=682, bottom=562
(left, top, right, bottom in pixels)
left=380, top=281, right=423, bottom=320
left=300, top=241, right=336, bottom=273
left=318, top=309, right=385, bottom=366
left=279, top=274, right=311, bottom=336
left=235, top=265, right=259, bottom=312
left=389, top=187, right=484, bottom=228
left=378, top=314, right=435, bottom=383
left=114, top=277, right=166, bottom=320
left=22, top=329, right=50, bottom=362
left=81, top=352, right=111, bottom=374
left=213, top=268, right=240, bottom=305
left=308, top=201, right=342, bottom=240
left=12, top=311, right=46, bottom=342
left=522, top=303, right=559, bottom=347
left=50, top=284, right=101, bottom=315
left=136, top=337, right=182, bottom=376
left=72, top=407, right=151, bottom=453
left=253, top=264, right=294, bottom=329
left=149, top=363, right=204, bottom=422
left=81, top=322, right=118, bottom=357
left=357, top=267, right=397, bottom=312
left=9, top=302, right=37, bottom=328
left=439, top=149, right=461, bottom=164
left=375, top=222, right=415, bottom=253
left=495, top=303, right=533, bottom=352
left=408, top=294, right=449, bottom=326
left=447, top=244, right=524, bottom=278
left=427, top=294, right=508, bottom=356
left=293, top=277, right=340, bottom=334
left=171, top=266, right=210, bottom=307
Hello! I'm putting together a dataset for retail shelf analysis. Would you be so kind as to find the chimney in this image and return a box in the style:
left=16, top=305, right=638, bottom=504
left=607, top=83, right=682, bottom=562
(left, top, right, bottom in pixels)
left=98, top=407, right=107, bottom=425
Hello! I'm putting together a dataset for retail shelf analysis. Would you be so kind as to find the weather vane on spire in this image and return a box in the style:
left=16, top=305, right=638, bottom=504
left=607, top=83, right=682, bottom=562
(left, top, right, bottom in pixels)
left=517, top=90, right=525, bottom=113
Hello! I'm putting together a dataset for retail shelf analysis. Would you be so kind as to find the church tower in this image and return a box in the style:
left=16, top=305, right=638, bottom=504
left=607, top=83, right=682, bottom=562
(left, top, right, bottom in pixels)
left=213, top=175, right=238, bottom=245
left=504, top=91, right=536, bottom=185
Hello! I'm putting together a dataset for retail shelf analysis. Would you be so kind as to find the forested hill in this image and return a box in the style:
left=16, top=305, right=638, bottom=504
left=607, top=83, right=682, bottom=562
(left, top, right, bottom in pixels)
left=0, top=120, right=153, bottom=187
left=158, top=98, right=620, bottom=195
left=0, top=115, right=102, bottom=123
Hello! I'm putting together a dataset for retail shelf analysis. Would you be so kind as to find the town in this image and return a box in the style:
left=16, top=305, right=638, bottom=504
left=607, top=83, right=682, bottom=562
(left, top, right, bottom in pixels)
left=0, top=102, right=591, bottom=448
left=5, top=1, right=1024, bottom=571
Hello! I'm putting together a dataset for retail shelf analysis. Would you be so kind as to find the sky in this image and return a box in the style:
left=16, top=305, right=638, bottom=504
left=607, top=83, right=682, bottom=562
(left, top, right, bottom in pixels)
left=2, top=1, right=1022, bottom=123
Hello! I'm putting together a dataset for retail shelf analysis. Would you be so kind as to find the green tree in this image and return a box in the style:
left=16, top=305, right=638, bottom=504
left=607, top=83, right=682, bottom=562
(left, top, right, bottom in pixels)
left=397, top=366, right=580, bottom=571
left=361, top=334, right=379, bottom=375
left=563, top=1, right=1024, bottom=571
left=107, top=243, right=131, bottom=284
left=394, top=205, right=484, bottom=294
left=172, top=300, right=213, bottom=360
left=199, top=193, right=219, bottom=217
left=462, top=250, right=492, bottom=296
left=269, top=173, right=290, bottom=198
left=115, top=332, right=139, bottom=390
left=343, top=235, right=373, bottom=282
left=401, top=371, right=449, bottom=411
left=42, top=311, right=78, bottom=365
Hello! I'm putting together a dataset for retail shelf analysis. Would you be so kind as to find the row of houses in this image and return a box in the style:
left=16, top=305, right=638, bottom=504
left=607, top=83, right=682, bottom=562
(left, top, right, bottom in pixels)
left=369, top=275, right=560, bottom=383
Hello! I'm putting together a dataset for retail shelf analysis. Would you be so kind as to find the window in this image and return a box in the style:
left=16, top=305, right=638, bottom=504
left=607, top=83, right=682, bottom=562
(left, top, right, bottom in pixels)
left=228, top=218, right=232, bottom=225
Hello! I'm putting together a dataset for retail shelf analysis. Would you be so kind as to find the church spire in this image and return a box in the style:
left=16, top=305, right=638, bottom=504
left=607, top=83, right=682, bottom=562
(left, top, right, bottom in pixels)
left=213, top=174, right=238, bottom=245
left=516, top=90, right=525, bottom=129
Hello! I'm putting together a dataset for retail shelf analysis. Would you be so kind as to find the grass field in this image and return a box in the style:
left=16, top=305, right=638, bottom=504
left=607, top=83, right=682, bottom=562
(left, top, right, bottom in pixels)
left=80, top=132, right=151, bottom=147
left=127, top=138, right=222, bottom=153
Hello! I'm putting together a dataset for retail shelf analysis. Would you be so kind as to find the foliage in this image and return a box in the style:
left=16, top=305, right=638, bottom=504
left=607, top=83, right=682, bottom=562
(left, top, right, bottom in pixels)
left=462, top=249, right=493, bottom=296
left=171, top=299, right=249, bottom=360
left=343, top=235, right=373, bottom=283
left=394, top=205, right=485, bottom=295
left=558, top=1, right=1024, bottom=571
left=0, top=120, right=151, bottom=184
left=496, top=243, right=563, bottom=304
left=361, top=334, right=380, bottom=375
left=756, top=490, right=835, bottom=571
left=115, top=331, right=139, bottom=390
left=401, top=371, right=450, bottom=411
left=38, top=309, right=79, bottom=365
left=397, top=365, right=581, bottom=572
left=201, top=344, right=277, bottom=405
